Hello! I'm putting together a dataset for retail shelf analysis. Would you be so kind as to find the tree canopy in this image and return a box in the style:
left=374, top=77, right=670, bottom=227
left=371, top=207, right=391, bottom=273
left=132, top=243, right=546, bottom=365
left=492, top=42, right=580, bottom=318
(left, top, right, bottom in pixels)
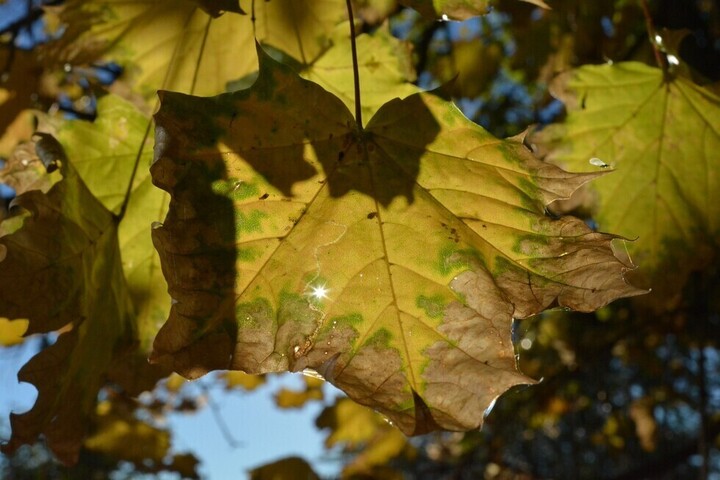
left=1, top=0, right=719, bottom=478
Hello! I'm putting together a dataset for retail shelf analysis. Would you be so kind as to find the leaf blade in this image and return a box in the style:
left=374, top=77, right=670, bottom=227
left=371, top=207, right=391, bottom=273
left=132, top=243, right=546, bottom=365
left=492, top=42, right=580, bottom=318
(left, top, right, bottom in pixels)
left=150, top=52, right=641, bottom=435
left=533, top=62, right=720, bottom=301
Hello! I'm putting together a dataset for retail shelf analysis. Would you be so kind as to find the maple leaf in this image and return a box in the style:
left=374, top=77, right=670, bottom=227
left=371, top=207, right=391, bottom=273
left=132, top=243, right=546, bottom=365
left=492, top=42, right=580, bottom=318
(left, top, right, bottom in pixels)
left=302, top=24, right=420, bottom=120
left=150, top=49, right=641, bottom=434
left=46, top=0, right=345, bottom=97
left=0, top=95, right=169, bottom=463
left=533, top=62, right=720, bottom=302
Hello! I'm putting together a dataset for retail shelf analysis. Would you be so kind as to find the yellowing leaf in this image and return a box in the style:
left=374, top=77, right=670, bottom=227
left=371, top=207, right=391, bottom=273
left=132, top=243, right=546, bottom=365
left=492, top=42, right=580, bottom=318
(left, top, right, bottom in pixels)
left=194, top=0, right=246, bottom=16
left=85, top=404, right=171, bottom=466
left=249, top=456, right=320, bottom=480
left=0, top=318, right=28, bottom=347
left=0, top=137, right=135, bottom=463
left=316, top=398, right=410, bottom=477
left=165, top=372, right=188, bottom=392
left=302, top=24, right=420, bottom=120
left=533, top=62, right=720, bottom=300
left=0, top=110, right=34, bottom=159
left=400, top=0, right=549, bottom=20
left=0, top=96, right=169, bottom=463
left=0, top=141, right=54, bottom=197
left=353, top=0, right=399, bottom=25
left=400, top=0, right=490, bottom=19
left=222, top=370, right=266, bottom=390
left=274, top=387, right=324, bottom=409
left=274, top=376, right=324, bottom=408
left=150, top=50, right=641, bottom=435
left=239, top=0, right=347, bottom=65
left=49, top=0, right=345, bottom=97
left=85, top=399, right=200, bottom=477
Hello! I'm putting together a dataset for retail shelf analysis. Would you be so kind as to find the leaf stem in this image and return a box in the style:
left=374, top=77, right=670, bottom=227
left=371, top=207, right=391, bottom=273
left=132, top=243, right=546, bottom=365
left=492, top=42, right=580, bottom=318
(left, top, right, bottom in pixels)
left=345, top=0, right=363, bottom=131
left=640, top=0, right=665, bottom=70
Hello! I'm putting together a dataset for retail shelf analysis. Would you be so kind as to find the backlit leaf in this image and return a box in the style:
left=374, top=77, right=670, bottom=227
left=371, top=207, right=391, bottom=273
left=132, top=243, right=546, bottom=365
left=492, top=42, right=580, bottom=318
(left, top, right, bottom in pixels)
left=85, top=401, right=171, bottom=467
left=150, top=49, right=641, bottom=435
left=0, top=110, right=34, bottom=160
left=222, top=370, right=266, bottom=390
left=274, top=387, right=324, bottom=409
left=0, top=318, right=28, bottom=347
left=317, top=397, right=411, bottom=476
left=302, top=24, right=420, bottom=119
left=85, top=399, right=200, bottom=477
left=0, top=96, right=169, bottom=463
left=274, top=376, right=324, bottom=408
left=48, top=0, right=345, bottom=97
left=249, top=456, right=320, bottom=480
left=533, top=62, right=720, bottom=301
left=400, top=0, right=490, bottom=19
left=0, top=137, right=135, bottom=463
left=195, top=0, right=246, bottom=16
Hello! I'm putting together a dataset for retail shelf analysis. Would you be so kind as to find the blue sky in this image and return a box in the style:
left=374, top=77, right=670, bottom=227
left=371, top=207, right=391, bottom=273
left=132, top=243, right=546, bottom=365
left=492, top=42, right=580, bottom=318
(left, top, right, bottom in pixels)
left=0, top=337, right=343, bottom=478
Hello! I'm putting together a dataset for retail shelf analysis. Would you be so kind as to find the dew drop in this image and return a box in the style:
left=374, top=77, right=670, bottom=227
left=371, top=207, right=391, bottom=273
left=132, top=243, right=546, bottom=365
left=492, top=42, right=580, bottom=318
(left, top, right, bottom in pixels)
left=589, top=157, right=609, bottom=168
left=151, top=221, right=163, bottom=229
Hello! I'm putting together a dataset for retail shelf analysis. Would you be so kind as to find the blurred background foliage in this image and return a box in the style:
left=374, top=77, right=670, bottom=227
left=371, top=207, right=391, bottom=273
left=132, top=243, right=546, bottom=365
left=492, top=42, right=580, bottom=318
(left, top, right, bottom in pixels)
left=1, top=0, right=720, bottom=478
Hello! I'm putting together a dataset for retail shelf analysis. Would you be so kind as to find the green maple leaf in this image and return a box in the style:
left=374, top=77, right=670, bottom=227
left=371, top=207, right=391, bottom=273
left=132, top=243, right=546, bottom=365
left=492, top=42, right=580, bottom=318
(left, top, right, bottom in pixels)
left=533, top=62, right=720, bottom=301
left=0, top=95, right=169, bottom=463
left=150, top=50, right=642, bottom=434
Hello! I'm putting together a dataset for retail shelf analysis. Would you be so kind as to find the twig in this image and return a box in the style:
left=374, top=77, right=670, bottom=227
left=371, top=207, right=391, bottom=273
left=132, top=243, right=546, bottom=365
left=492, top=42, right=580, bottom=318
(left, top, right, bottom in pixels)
left=640, top=0, right=665, bottom=70
left=198, top=380, right=242, bottom=449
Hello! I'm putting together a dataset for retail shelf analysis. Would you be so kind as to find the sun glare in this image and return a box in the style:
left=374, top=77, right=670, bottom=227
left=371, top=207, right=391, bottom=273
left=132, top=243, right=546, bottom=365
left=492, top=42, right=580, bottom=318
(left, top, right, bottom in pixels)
left=309, top=284, right=329, bottom=300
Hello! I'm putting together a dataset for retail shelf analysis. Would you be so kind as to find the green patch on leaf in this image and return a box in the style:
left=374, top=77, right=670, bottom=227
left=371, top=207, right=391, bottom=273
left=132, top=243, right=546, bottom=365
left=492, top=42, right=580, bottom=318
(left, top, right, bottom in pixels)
left=235, top=210, right=268, bottom=233
left=330, top=313, right=364, bottom=328
left=436, top=244, right=480, bottom=276
left=237, top=247, right=262, bottom=262
left=236, top=298, right=273, bottom=328
left=365, top=327, right=393, bottom=348
left=416, top=294, right=446, bottom=319
left=212, top=177, right=259, bottom=200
